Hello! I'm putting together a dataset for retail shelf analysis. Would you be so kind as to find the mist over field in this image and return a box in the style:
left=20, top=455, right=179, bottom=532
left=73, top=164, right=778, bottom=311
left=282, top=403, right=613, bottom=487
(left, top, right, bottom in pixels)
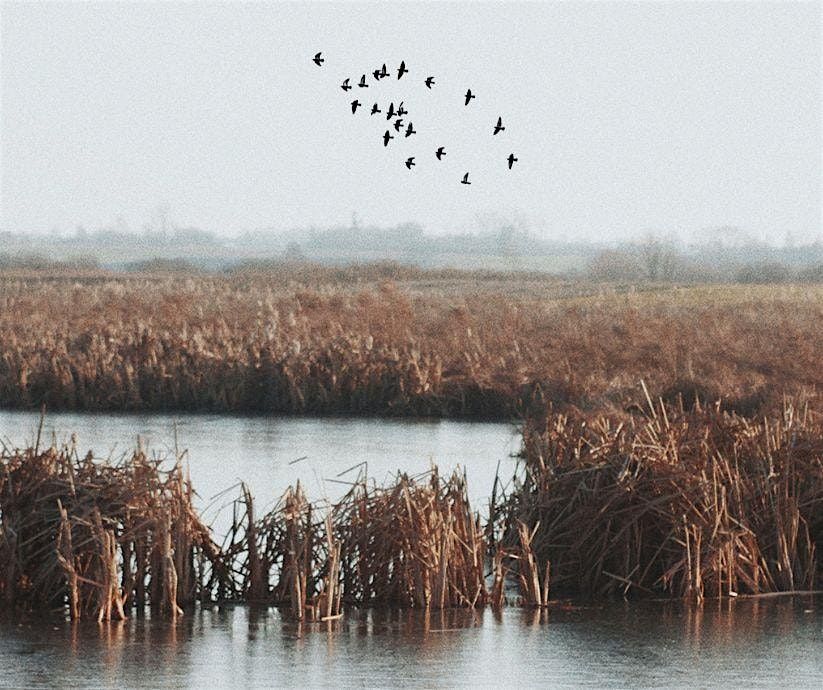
left=2, top=1, right=820, bottom=250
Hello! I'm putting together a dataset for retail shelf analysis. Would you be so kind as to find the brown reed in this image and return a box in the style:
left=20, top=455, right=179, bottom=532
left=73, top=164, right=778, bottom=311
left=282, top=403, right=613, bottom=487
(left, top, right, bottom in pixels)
left=0, top=442, right=230, bottom=619
left=496, top=397, right=823, bottom=600
left=1, top=273, right=821, bottom=419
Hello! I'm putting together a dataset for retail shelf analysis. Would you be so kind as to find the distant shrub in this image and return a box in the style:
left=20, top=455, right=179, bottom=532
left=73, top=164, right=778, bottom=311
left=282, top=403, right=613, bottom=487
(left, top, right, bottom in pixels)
left=124, top=258, right=200, bottom=274
left=0, top=253, right=99, bottom=272
left=588, top=250, right=645, bottom=282
left=796, top=263, right=823, bottom=283
left=734, top=261, right=790, bottom=284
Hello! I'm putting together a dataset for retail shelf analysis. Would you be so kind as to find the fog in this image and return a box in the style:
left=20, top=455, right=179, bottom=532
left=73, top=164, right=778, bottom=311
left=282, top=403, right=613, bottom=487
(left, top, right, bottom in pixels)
left=1, top=1, right=820, bottom=243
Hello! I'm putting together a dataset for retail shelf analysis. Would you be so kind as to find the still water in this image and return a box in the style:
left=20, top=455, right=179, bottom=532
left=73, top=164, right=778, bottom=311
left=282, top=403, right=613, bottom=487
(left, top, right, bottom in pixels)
left=1, top=411, right=820, bottom=687
left=1, top=598, right=820, bottom=688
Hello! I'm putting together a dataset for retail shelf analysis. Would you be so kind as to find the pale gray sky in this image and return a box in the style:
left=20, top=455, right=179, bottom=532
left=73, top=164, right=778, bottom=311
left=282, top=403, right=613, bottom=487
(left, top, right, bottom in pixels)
left=1, top=1, right=820, bottom=242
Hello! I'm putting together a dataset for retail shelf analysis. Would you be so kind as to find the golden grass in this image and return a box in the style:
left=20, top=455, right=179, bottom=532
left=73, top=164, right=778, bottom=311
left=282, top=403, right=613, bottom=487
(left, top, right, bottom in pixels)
left=1, top=272, right=821, bottom=418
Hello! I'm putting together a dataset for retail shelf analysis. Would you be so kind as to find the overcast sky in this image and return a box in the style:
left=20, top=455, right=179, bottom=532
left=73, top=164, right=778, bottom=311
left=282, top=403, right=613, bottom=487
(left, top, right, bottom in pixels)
left=1, top=1, right=820, bottom=242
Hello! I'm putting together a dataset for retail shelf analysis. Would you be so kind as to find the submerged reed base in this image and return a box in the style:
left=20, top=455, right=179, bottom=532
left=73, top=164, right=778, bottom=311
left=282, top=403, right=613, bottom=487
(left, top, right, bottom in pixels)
left=2, top=398, right=820, bottom=620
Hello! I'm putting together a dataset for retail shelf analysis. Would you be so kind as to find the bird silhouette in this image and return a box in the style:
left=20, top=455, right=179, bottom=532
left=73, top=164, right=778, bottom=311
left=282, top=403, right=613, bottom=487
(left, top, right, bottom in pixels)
left=372, top=68, right=382, bottom=81
left=397, top=102, right=408, bottom=117
left=507, top=153, right=518, bottom=169
left=464, top=89, right=475, bottom=105
left=405, top=122, right=416, bottom=138
left=313, top=52, right=324, bottom=66
left=461, top=172, right=471, bottom=185
left=370, top=103, right=381, bottom=115
left=386, top=102, right=396, bottom=120
left=405, top=156, right=415, bottom=169
left=341, top=78, right=352, bottom=92
left=380, top=63, right=389, bottom=78
left=383, top=130, right=393, bottom=147
left=393, top=118, right=404, bottom=132
left=358, top=74, right=369, bottom=88
left=397, top=61, right=408, bottom=79
left=351, top=100, right=361, bottom=114
left=493, top=117, right=505, bottom=135
left=425, top=76, right=435, bottom=89
left=436, top=147, right=446, bottom=160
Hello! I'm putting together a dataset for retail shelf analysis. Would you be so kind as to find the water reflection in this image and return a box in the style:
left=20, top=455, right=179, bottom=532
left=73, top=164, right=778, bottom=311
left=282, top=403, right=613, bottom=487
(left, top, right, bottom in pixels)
left=2, top=597, right=819, bottom=688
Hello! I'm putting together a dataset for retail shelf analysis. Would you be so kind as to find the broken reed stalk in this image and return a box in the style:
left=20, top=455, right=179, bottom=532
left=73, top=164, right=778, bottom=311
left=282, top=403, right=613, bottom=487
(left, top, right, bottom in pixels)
left=497, top=399, right=823, bottom=600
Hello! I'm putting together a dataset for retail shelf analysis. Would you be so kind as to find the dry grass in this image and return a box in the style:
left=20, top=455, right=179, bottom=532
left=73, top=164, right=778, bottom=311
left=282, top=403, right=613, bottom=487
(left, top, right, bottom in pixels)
left=0, top=440, right=490, bottom=619
left=1, top=272, right=821, bottom=418
left=226, top=468, right=488, bottom=617
left=496, top=396, right=823, bottom=599
left=0, top=439, right=229, bottom=620
left=3, top=399, right=820, bottom=620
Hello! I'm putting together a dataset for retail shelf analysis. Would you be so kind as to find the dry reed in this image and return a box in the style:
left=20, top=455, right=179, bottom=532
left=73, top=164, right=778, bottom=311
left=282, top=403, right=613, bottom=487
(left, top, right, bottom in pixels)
left=1, top=274, right=821, bottom=419
left=496, top=397, right=823, bottom=600
left=0, top=442, right=230, bottom=619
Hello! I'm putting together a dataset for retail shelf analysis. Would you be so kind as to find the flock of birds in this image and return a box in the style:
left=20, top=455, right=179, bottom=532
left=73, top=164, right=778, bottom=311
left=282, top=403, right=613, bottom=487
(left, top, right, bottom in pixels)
left=313, top=52, right=518, bottom=184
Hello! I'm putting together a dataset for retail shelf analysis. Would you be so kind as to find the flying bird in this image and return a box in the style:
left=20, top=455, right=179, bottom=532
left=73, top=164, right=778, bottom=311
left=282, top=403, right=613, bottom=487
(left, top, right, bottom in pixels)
left=370, top=103, right=381, bottom=115
left=435, top=147, right=446, bottom=160
left=464, top=89, right=475, bottom=105
left=461, top=172, right=471, bottom=185
left=383, top=130, right=394, bottom=147
left=397, top=102, right=407, bottom=117
left=405, top=122, right=416, bottom=138
left=397, top=61, right=408, bottom=79
left=341, top=78, right=352, bottom=92
left=351, top=100, right=361, bottom=114
left=425, top=76, right=435, bottom=89
left=386, top=102, right=396, bottom=120
left=380, top=63, right=389, bottom=78
left=405, top=157, right=415, bottom=170
left=493, top=117, right=505, bottom=135
left=507, top=153, right=518, bottom=169
left=358, top=74, right=369, bottom=88
left=313, top=52, right=324, bottom=66
left=393, top=118, right=404, bottom=132
left=372, top=68, right=382, bottom=81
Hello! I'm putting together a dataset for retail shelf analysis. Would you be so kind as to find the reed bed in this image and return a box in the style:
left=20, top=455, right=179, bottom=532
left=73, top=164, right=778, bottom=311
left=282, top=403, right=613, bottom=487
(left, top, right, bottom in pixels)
left=333, top=469, right=488, bottom=609
left=0, top=442, right=230, bottom=620
left=3, top=397, right=821, bottom=620
left=0, top=441, right=496, bottom=619
left=1, top=273, right=822, bottom=419
left=497, top=397, right=823, bottom=600
left=223, top=468, right=489, bottom=618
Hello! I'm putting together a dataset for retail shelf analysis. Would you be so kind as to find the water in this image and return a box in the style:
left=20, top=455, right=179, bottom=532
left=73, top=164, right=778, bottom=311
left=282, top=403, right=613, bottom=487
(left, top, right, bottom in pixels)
left=1, top=411, right=820, bottom=687
left=0, top=597, right=820, bottom=688
left=0, top=410, right=522, bottom=530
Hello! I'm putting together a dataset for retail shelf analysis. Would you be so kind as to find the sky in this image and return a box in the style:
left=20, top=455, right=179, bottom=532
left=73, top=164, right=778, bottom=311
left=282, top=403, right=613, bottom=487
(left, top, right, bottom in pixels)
left=1, top=1, right=821, bottom=243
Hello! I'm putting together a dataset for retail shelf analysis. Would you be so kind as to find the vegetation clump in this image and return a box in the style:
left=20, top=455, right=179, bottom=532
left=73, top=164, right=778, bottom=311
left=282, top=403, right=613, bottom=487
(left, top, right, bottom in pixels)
left=497, top=397, right=823, bottom=600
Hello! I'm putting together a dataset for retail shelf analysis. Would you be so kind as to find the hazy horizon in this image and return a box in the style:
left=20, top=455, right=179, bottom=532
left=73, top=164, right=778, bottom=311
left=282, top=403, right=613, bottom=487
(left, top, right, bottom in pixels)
left=2, top=1, right=821, bottom=244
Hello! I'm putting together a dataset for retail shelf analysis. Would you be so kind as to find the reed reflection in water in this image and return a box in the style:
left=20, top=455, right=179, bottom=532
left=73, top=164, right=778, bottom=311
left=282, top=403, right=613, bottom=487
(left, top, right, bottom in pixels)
left=1, top=596, right=820, bottom=688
